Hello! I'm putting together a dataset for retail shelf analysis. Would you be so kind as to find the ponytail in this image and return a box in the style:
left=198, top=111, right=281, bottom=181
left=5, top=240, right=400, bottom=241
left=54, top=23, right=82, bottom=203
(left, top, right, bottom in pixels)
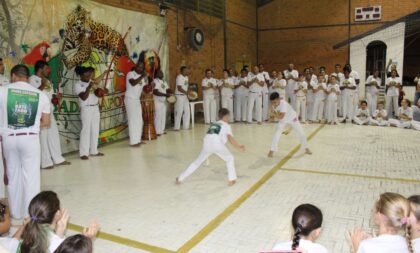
left=21, top=219, right=49, bottom=253
left=405, top=224, right=413, bottom=253
left=292, top=223, right=303, bottom=250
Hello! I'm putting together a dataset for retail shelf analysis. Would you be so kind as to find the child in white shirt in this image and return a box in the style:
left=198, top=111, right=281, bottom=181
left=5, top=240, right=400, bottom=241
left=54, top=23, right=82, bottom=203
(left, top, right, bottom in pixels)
left=272, top=204, right=328, bottom=253
left=294, top=74, right=308, bottom=123
left=312, top=75, right=327, bottom=123
left=369, top=101, right=389, bottom=126
left=176, top=108, right=245, bottom=186
left=326, top=76, right=340, bottom=124
left=353, top=100, right=370, bottom=125
left=411, top=100, right=420, bottom=131
left=389, top=99, right=413, bottom=128
left=408, top=195, right=420, bottom=253
left=340, top=68, right=357, bottom=123
left=347, top=192, right=411, bottom=253
left=385, top=70, right=401, bottom=118
left=365, top=70, right=381, bottom=115
left=271, top=71, right=287, bottom=99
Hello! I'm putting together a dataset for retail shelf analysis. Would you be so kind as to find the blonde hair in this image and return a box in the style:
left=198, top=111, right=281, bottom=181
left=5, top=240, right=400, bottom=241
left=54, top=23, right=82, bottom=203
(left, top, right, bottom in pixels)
left=375, top=192, right=412, bottom=253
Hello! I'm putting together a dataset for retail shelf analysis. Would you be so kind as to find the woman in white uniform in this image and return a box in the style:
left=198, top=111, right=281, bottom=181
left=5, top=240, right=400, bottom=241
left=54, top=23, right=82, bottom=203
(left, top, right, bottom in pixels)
left=74, top=66, right=107, bottom=159
left=234, top=69, right=249, bottom=122
left=312, top=75, right=327, bottom=123
left=365, top=70, right=381, bottom=115
left=153, top=70, right=172, bottom=136
left=326, top=75, right=340, bottom=124
left=386, top=70, right=401, bottom=118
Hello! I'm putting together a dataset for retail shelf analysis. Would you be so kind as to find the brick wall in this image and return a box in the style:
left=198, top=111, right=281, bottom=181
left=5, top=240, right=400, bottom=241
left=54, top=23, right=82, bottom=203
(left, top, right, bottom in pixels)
left=258, top=0, right=420, bottom=74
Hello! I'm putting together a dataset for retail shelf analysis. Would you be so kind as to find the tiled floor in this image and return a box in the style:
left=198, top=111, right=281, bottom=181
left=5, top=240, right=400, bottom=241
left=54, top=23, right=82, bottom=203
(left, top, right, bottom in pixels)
left=41, top=122, right=420, bottom=253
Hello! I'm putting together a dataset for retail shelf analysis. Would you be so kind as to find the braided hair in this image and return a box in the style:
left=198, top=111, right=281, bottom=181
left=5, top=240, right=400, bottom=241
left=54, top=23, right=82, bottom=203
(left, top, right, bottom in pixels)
left=291, top=204, right=323, bottom=250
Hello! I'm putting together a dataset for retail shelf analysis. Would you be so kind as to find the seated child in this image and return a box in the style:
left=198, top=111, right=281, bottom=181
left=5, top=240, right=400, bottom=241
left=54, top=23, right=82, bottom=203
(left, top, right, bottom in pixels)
left=389, top=99, right=413, bottom=128
left=272, top=204, right=328, bottom=253
left=353, top=101, right=370, bottom=125
left=369, top=101, right=389, bottom=126
left=411, top=100, right=420, bottom=131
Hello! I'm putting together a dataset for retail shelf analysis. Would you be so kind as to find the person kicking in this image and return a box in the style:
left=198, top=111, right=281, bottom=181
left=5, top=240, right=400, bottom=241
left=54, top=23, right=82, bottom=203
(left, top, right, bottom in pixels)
left=268, top=92, right=312, bottom=158
left=176, top=108, right=245, bottom=186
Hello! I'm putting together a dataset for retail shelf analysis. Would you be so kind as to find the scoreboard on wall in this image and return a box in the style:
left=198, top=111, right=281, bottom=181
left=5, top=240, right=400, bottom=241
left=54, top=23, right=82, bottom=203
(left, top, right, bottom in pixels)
left=355, top=6, right=382, bottom=22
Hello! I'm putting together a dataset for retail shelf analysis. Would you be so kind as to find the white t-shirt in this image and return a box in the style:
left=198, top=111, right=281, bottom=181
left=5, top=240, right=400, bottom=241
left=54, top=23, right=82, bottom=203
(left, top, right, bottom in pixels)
left=373, top=109, right=388, bottom=119
left=327, top=83, right=340, bottom=101
left=340, top=77, right=356, bottom=95
left=0, top=81, right=50, bottom=134
left=357, top=234, right=409, bottom=253
left=0, top=74, right=9, bottom=86
left=74, top=80, right=99, bottom=108
left=221, top=77, right=234, bottom=97
left=350, top=70, right=360, bottom=82
left=273, top=239, right=328, bottom=253
left=235, top=76, right=249, bottom=95
left=126, top=70, right=147, bottom=100
left=153, top=78, right=169, bottom=102
left=176, top=74, right=189, bottom=95
left=202, top=77, right=218, bottom=96
left=331, top=72, right=344, bottom=83
left=397, top=107, right=413, bottom=120
left=284, top=69, right=299, bottom=88
left=412, top=237, right=420, bottom=253
left=273, top=100, right=297, bottom=122
left=294, top=81, right=308, bottom=97
left=365, top=76, right=381, bottom=95
left=355, top=108, right=370, bottom=119
left=271, top=78, right=287, bottom=97
left=313, top=82, right=327, bottom=100
left=205, top=120, right=232, bottom=144
left=247, top=72, right=264, bottom=93
left=260, top=71, right=270, bottom=92
left=29, top=75, right=54, bottom=101
left=386, top=77, right=401, bottom=97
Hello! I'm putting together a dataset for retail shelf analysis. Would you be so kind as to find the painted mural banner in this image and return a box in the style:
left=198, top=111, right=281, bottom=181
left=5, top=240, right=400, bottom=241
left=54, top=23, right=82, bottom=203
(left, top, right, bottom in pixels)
left=0, top=0, right=168, bottom=153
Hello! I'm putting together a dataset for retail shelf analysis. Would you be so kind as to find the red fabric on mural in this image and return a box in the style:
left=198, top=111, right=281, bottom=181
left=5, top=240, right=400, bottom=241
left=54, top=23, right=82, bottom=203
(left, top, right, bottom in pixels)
left=22, top=42, right=50, bottom=65
left=114, top=56, right=135, bottom=92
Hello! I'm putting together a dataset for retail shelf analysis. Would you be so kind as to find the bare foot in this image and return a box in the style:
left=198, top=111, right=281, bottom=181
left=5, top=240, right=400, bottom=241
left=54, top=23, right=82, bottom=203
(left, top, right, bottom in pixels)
left=305, top=148, right=312, bottom=155
left=175, top=178, right=181, bottom=185
left=267, top=150, right=274, bottom=158
left=56, top=161, right=71, bottom=166
left=228, top=180, right=236, bottom=186
left=130, top=143, right=141, bottom=147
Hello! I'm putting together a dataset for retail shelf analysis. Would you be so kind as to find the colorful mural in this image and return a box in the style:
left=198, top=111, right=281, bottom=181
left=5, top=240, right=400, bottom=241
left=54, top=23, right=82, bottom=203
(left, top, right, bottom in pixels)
left=0, top=0, right=168, bottom=153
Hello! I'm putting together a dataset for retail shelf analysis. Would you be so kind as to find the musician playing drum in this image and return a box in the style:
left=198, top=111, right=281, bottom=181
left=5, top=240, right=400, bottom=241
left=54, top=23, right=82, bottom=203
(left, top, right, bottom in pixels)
left=153, top=70, right=172, bottom=136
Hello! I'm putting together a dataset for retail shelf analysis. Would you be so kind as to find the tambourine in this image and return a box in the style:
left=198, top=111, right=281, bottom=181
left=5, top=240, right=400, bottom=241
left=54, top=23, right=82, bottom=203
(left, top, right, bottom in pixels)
left=371, top=81, right=378, bottom=86
left=389, top=81, right=397, bottom=86
left=94, top=88, right=106, bottom=98
left=188, top=91, right=198, bottom=100
left=166, top=95, right=177, bottom=104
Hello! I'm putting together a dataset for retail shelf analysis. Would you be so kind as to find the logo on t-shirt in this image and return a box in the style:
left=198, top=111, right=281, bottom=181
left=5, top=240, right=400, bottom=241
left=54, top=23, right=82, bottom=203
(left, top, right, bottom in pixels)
left=7, top=88, right=40, bottom=129
left=207, top=123, right=221, bottom=134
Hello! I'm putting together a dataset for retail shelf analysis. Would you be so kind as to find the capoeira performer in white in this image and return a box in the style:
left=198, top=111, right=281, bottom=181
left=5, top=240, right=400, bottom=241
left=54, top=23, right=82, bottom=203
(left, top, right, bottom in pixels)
left=284, top=63, right=299, bottom=109
left=0, top=65, right=50, bottom=220
left=29, top=60, right=70, bottom=169
left=125, top=61, right=147, bottom=147
left=353, top=100, right=370, bottom=125
left=202, top=69, right=218, bottom=124
left=234, top=69, right=249, bottom=122
left=369, top=101, right=389, bottom=126
left=259, top=64, right=271, bottom=121
left=220, top=69, right=235, bottom=122
left=268, top=92, right=312, bottom=158
left=247, top=66, right=265, bottom=124
left=176, top=108, right=245, bottom=186
left=365, top=70, right=381, bottom=116
left=153, top=70, right=172, bottom=136
left=174, top=66, right=191, bottom=130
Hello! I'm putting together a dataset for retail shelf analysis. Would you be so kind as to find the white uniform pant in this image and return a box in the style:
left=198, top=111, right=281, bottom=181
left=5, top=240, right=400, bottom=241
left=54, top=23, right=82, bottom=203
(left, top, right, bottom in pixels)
left=80, top=106, right=100, bottom=156
left=389, top=119, right=411, bottom=128
left=178, top=136, right=237, bottom=182
left=125, top=97, right=143, bottom=145
left=366, top=93, right=377, bottom=116
left=412, top=120, right=420, bottom=130
left=154, top=98, right=167, bottom=135
left=326, top=99, right=338, bottom=123
left=342, top=91, right=354, bottom=119
left=248, top=92, right=262, bottom=123
left=353, top=117, right=370, bottom=125
left=312, top=99, right=325, bottom=121
left=40, top=115, right=65, bottom=168
left=306, top=91, right=314, bottom=121
left=286, top=85, right=296, bottom=110
left=203, top=95, right=217, bottom=124
left=235, top=93, right=248, bottom=122
left=262, top=91, right=270, bottom=121
left=296, top=96, right=307, bottom=122
left=270, top=118, right=308, bottom=152
left=3, top=134, right=40, bottom=219
left=221, top=95, right=234, bottom=122
left=353, top=91, right=360, bottom=115
left=337, top=94, right=343, bottom=117
left=174, top=95, right=190, bottom=130
left=369, top=118, right=389, bottom=126
left=386, top=95, right=399, bottom=118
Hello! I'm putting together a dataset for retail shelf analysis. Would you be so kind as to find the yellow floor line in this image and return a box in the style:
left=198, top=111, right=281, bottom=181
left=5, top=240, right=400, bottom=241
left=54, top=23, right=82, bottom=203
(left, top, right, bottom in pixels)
left=176, top=124, right=325, bottom=253
left=280, top=168, right=420, bottom=184
left=67, top=223, right=176, bottom=253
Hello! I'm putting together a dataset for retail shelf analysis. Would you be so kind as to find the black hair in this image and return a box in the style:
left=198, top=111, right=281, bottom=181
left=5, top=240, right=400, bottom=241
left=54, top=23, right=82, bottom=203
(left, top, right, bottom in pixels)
left=205, top=68, right=211, bottom=73
left=335, top=64, right=341, bottom=67
left=319, top=66, right=326, bottom=71
left=0, top=58, right=3, bottom=61
left=75, top=66, right=95, bottom=76
left=402, top=99, right=411, bottom=107
left=240, top=68, right=247, bottom=73
left=218, top=108, right=230, bottom=119
left=21, top=191, right=61, bottom=253
left=11, top=64, right=30, bottom=78
left=270, top=92, right=280, bottom=101
left=291, top=204, right=323, bottom=250
left=34, top=60, right=49, bottom=73
left=223, top=69, right=230, bottom=75
left=180, top=66, right=187, bottom=73
left=54, top=234, right=93, bottom=253
left=343, top=66, right=351, bottom=73
left=360, top=100, right=368, bottom=105
left=258, top=63, right=263, bottom=67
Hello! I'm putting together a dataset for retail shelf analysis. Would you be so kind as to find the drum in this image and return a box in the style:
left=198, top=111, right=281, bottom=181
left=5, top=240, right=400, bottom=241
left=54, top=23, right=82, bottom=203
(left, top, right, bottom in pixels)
left=166, top=95, right=177, bottom=104
left=141, top=93, right=157, bottom=141
left=187, top=91, right=198, bottom=101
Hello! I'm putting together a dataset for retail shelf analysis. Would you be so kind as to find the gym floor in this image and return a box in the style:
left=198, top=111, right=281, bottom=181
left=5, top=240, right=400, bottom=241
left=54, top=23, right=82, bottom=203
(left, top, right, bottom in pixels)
left=41, top=122, right=420, bottom=253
